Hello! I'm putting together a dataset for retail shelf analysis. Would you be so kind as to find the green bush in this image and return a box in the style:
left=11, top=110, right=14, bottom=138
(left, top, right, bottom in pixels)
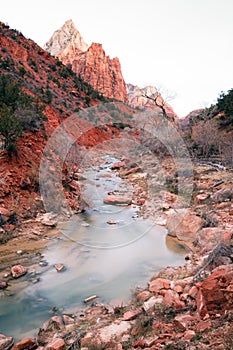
left=0, top=105, right=22, bottom=151
left=217, top=89, right=233, bottom=127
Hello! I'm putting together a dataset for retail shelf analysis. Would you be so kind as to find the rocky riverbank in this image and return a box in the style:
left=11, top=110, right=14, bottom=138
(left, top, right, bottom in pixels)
left=0, top=160, right=232, bottom=349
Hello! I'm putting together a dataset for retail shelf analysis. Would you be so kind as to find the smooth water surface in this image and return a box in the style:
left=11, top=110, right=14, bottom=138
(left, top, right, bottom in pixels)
left=0, top=156, right=187, bottom=340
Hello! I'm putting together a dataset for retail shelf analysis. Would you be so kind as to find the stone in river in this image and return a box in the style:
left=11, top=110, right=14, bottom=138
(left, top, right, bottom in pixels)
left=107, top=220, right=117, bottom=225
left=54, top=263, right=65, bottom=272
left=0, top=281, right=7, bottom=289
left=11, top=265, right=27, bottom=278
left=103, top=195, right=132, bottom=206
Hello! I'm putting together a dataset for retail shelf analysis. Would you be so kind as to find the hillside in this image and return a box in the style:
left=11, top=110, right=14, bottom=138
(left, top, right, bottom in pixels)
left=0, top=21, right=136, bottom=230
left=180, top=90, right=233, bottom=167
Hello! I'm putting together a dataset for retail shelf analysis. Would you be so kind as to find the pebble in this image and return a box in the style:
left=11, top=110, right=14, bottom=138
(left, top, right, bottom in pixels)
left=107, top=220, right=117, bottom=225
left=81, top=223, right=90, bottom=227
left=54, top=264, right=65, bottom=272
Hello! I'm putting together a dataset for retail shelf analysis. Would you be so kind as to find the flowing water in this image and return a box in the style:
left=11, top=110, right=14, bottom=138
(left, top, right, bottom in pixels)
left=0, top=155, right=187, bottom=340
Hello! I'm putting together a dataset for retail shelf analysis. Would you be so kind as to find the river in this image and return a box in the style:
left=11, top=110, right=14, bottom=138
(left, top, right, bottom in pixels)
left=0, top=155, right=187, bottom=340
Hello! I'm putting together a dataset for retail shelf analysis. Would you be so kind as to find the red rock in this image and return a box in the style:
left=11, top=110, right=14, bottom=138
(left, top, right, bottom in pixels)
left=137, top=198, right=146, bottom=205
left=221, top=231, right=232, bottom=242
left=46, top=338, right=65, bottom=350
left=195, top=193, right=209, bottom=202
left=174, top=284, right=183, bottom=294
left=11, top=265, right=27, bottom=278
left=183, top=330, right=196, bottom=341
left=174, top=313, right=199, bottom=331
left=167, top=210, right=202, bottom=243
left=54, top=264, right=65, bottom=272
left=153, top=322, right=174, bottom=333
left=11, top=338, right=37, bottom=350
left=149, top=278, right=171, bottom=293
left=103, top=195, right=132, bottom=206
left=143, top=296, right=163, bottom=311
left=162, top=289, right=185, bottom=309
left=0, top=281, right=7, bottom=289
left=137, top=290, right=151, bottom=302
left=45, top=21, right=128, bottom=103
left=43, top=316, right=64, bottom=331
left=196, top=289, right=208, bottom=317
left=122, top=309, right=141, bottom=321
left=188, top=285, right=198, bottom=299
left=122, top=166, right=141, bottom=176
left=195, top=320, right=212, bottom=332
left=0, top=334, right=14, bottom=350
left=62, top=315, right=74, bottom=325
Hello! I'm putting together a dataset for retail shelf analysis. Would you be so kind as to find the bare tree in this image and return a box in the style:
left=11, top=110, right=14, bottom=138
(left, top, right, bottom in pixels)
left=143, top=86, right=177, bottom=120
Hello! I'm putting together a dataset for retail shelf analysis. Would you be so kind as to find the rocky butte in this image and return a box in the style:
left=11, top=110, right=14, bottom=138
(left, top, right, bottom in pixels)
left=45, top=19, right=128, bottom=103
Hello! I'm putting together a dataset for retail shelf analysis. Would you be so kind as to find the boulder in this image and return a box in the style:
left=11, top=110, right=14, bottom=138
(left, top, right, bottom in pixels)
left=122, top=309, right=141, bottom=321
left=137, top=290, right=152, bottom=302
left=143, top=296, right=164, bottom=312
left=149, top=278, right=171, bottom=293
left=11, top=338, right=37, bottom=350
left=167, top=209, right=202, bottom=243
left=0, top=334, right=14, bottom=350
left=46, top=338, right=65, bottom=350
left=103, top=195, right=132, bottom=206
left=11, top=265, right=27, bottom=278
left=174, top=313, right=199, bottom=331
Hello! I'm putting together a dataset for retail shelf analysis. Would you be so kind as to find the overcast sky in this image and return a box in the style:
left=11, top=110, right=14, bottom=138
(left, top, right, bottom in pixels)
left=1, top=0, right=233, bottom=117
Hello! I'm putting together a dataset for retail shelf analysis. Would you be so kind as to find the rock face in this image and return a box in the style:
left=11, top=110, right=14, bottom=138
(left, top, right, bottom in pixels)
left=45, top=20, right=128, bottom=102
left=127, top=83, right=178, bottom=120
left=44, top=19, right=88, bottom=59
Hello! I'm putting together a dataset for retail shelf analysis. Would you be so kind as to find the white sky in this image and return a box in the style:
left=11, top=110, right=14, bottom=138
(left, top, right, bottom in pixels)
left=1, top=0, right=233, bottom=117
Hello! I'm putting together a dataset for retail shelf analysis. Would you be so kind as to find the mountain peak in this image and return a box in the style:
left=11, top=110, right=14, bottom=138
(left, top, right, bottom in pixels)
left=44, top=19, right=88, bottom=57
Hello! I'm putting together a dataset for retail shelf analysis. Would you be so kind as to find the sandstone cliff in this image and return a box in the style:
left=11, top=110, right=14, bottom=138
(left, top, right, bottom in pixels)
left=127, top=83, right=178, bottom=120
left=45, top=20, right=128, bottom=103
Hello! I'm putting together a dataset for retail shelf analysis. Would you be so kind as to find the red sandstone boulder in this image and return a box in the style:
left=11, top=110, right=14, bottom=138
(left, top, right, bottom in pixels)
left=103, top=195, right=132, bottom=206
left=11, top=338, right=37, bottom=350
left=11, top=265, right=27, bottom=278
left=167, top=209, right=202, bottom=243
left=46, top=338, right=65, bottom=350
left=123, top=309, right=141, bottom=321
left=149, top=278, right=171, bottom=293
left=174, top=313, right=199, bottom=331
